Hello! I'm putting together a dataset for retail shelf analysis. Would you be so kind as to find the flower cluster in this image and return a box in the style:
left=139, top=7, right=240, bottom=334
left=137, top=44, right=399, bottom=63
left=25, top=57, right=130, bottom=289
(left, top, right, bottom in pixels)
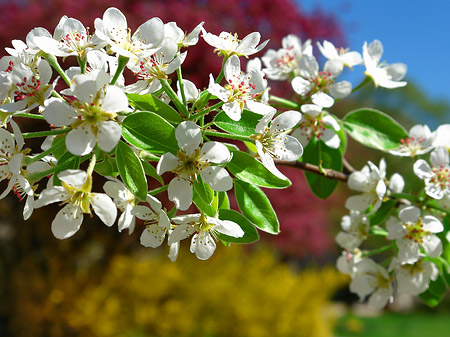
left=2, top=7, right=450, bottom=309
left=340, top=132, right=450, bottom=308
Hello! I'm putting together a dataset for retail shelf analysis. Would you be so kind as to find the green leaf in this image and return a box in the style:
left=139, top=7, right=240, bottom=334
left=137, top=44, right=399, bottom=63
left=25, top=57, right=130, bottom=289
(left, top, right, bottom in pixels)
left=227, top=150, right=291, bottom=189
left=419, top=288, right=445, bottom=307
left=244, top=141, right=257, bottom=154
left=343, top=108, right=408, bottom=151
left=51, top=135, right=68, bottom=160
left=302, top=137, right=342, bottom=199
left=218, top=191, right=230, bottom=209
left=167, top=205, right=177, bottom=218
left=234, top=179, right=279, bottom=234
left=369, top=200, right=396, bottom=226
left=443, top=214, right=450, bottom=232
left=122, top=111, right=178, bottom=155
left=95, top=155, right=119, bottom=177
left=368, top=225, right=388, bottom=236
left=332, top=115, right=347, bottom=155
left=116, top=141, right=148, bottom=201
left=192, top=177, right=217, bottom=217
left=139, top=151, right=160, bottom=162
left=194, top=90, right=216, bottom=110
left=420, top=274, right=447, bottom=307
left=214, top=109, right=262, bottom=136
left=217, top=209, right=260, bottom=243
left=141, top=160, right=163, bottom=185
left=53, top=152, right=81, bottom=186
left=127, top=93, right=182, bottom=122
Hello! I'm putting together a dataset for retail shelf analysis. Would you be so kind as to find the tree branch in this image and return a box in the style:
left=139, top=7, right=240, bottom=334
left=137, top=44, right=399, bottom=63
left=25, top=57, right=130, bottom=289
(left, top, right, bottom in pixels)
left=343, top=157, right=356, bottom=174
left=275, top=159, right=349, bottom=182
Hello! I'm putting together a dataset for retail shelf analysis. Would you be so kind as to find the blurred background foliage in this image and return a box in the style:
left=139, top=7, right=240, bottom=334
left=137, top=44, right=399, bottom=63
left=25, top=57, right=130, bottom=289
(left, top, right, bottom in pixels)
left=1, top=193, right=346, bottom=337
left=1, top=0, right=450, bottom=336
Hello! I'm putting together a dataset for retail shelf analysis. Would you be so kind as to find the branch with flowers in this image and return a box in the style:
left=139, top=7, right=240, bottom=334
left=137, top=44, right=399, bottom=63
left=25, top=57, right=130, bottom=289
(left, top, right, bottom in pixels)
left=1, top=7, right=450, bottom=309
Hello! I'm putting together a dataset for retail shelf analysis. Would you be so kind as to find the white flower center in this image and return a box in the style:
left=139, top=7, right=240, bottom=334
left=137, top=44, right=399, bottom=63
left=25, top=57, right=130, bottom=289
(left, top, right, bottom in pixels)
left=173, top=148, right=210, bottom=181
left=110, top=27, right=145, bottom=54
left=14, top=75, right=47, bottom=106
left=136, top=51, right=169, bottom=80
left=225, top=75, right=257, bottom=104
left=312, top=71, right=334, bottom=91
left=275, top=50, right=298, bottom=70
left=61, top=29, right=92, bottom=55
left=403, top=218, right=430, bottom=244
left=298, top=115, right=326, bottom=141
left=398, top=136, right=427, bottom=156
left=430, top=165, right=450, bottom=191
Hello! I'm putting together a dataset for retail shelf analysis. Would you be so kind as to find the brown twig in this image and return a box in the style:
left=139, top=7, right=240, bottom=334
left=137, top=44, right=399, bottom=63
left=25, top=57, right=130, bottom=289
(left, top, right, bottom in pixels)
left=275, top=160, right=349, bottom=182
left=342, top=157, right=356, bottom=174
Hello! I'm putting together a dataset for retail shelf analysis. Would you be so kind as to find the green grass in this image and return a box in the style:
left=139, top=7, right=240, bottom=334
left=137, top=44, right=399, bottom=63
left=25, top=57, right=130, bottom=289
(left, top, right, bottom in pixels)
left=335, top=312, right=450, bottom=337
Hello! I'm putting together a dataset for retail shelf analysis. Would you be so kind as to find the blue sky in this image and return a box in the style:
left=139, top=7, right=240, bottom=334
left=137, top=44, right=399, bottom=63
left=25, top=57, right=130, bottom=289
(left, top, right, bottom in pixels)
left=299, top=0, right=450, bottom=103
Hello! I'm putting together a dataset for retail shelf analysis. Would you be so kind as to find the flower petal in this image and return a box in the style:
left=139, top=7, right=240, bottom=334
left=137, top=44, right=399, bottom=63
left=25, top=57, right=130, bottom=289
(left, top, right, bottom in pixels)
left=51, top=204, right=83, bottom=239
left=35, top=186, right=68, bottom=208
left=66, top=126, right=96, bottom=156
left=271, top=110, right=302, bottom=131
left=43, top=98, right=76, bottom=127
left=140, top=224, right=167, bottom=248
left=398, top=205, right=420, bottom=223
left=200, top=141, right=231, bottom=163
left=101, top=85, right=128, bottom=113
left=209, top=217, right=244, bottom=237
left=200, top=166, right=233, bottom=191
left=97, top=121, right=121, bottom=152
left=168, top=177, right=193, bottom=210
left=58, top=169, right=87, bottom=187
left=423, top=215, right=444, bottom=233
left=191, top=232, right=216, bottom=260
left=91, top=193, right=117, bottom=227
left=422, top=235, right=442, bottom=258
left=156, top=152, right=179, bottom=175
left=176, top=121, right=201, bottom=155
left=224, top=55, right=241, bottom=80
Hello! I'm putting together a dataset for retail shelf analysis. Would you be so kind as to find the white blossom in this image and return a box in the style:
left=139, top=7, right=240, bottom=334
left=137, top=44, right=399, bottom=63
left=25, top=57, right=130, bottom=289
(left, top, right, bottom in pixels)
left=164, top=21, right=204, bottom=48
left=0, top=59, right=54, bottom=114
left=336, top=250, right=362, bottom=276
left=32, top=15, right=96, bottom=58
left=386, top=205, right=443, bottom=264
left=291, top=54, right=352, bottom=107
left=336, top=211, right=369, bottom=250
left=202, top=29, right=268, bottom=58
left=103, top=179, right=138, bottom=234
left=246, top=57, right=269, bottom=104
left=317, top=40, right=362, bottom=71
left=42, top=69, right=128, bottom=156
left=349, top=258, right=394, bottom=310
left=251, top=108, right=303, bottom=179
left=390, top=124, right=435, bottom=157
left=157, top=121, right=232, bottom=210
left=125, top=39, right=186, bottom=94
left=390, top=258, right=439, bottom=296
left=291, top=103, right=341, bottom=149
left=93, top=7, right=164, bottom=62
left=132, top=195, right=171, bottom=248
left=414, top=146, right=450, bottom=199
left=433, top=124, right=450, bottom=151
left=262, top=34, right=312, bottom=81
left=0, top=126, right=34, bottom=219
left=345, top=159, right=387, bottom=212
left=177, top=79, right=199, bottom=103
left=363, top=40, right=407, bottom=89
left=34, top=169, right=117, bottom=239
left=208, top=55, right=270, bottom=121
left=168, top=213, right=244, bottom=260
